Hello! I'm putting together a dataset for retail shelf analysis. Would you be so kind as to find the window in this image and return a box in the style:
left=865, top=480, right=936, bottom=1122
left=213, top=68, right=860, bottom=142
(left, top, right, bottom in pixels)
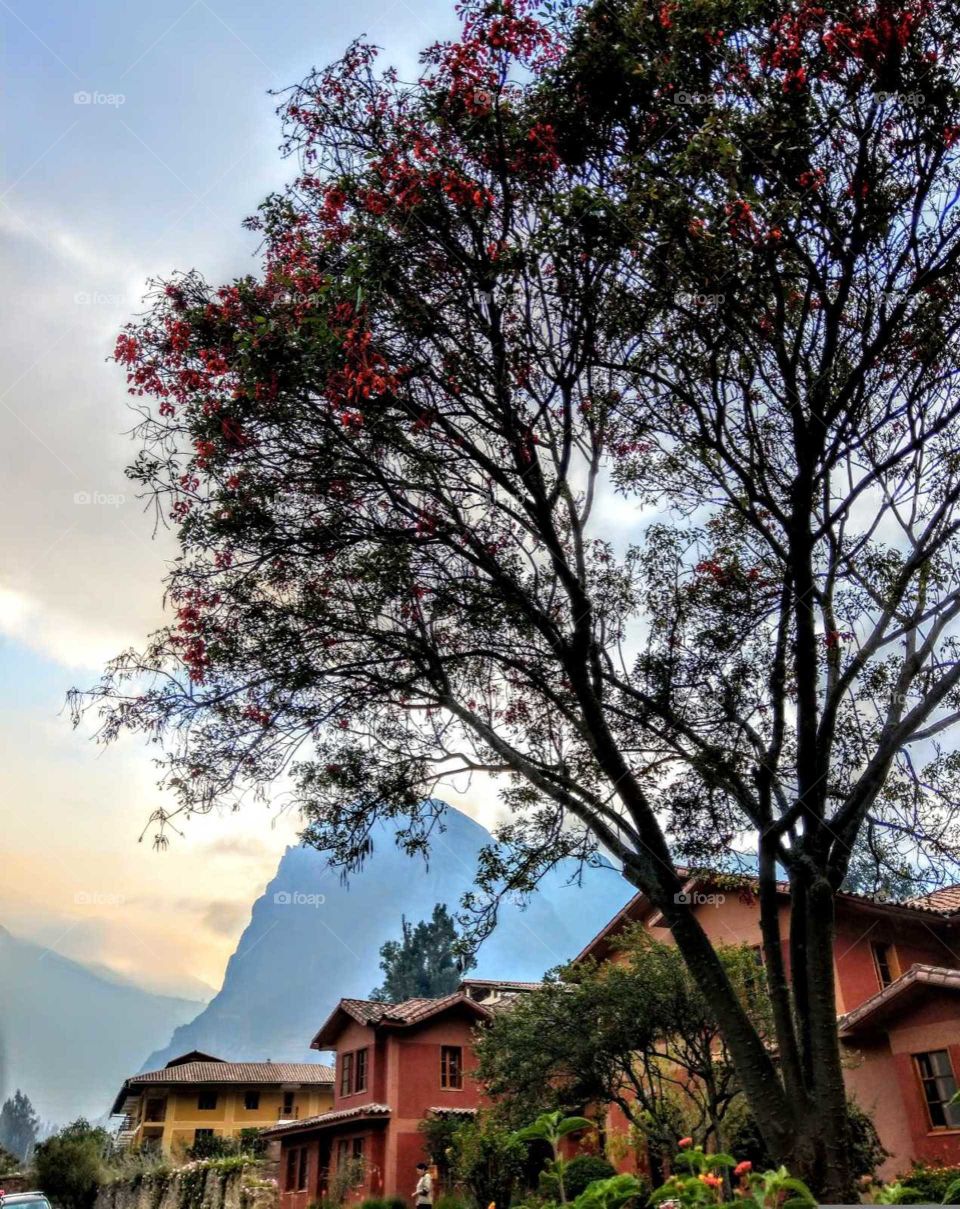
left=144, top=1098, right=166, bottom=1123
left=194, top=1128, right=215, bottom=1142
left=339, top=1049, right=368, bottom=1096
left=340, top=1052, right=354, bottom=1097
left=197, top=1091, right=218, bottom=1110
left=285, top=1147, right=309, bottom=1191
left=352, top=1138, right=365, bottom=1160
left=336, top=1139, right=350, bottom=1169
left=440, top=1045, right=463, bottom=1090
left=282, top=1091, right=296, bottom=1117
left=872, top=942, right=895, bottom=989
left=354, top=1048, right=368, bottom=1094
left=244, top=1090, right=260, bottom=1111
left=915, top=1050, right=960, bottom=1129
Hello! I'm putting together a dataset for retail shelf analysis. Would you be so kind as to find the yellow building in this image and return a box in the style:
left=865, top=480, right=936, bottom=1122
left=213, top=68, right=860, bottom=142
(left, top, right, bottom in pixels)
left=111, top=1051, right=335, bottom=1156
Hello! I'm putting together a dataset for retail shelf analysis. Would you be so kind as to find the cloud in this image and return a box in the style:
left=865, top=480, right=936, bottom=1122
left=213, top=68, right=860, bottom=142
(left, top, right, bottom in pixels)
left=201, top=900, right=252, bottom=937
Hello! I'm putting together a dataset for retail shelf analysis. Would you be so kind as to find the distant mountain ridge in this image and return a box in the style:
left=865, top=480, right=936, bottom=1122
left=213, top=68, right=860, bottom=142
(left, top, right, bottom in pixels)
left=142, top=805, right=633, bottom=1070
left=0, top=924, right=202, bottom=1127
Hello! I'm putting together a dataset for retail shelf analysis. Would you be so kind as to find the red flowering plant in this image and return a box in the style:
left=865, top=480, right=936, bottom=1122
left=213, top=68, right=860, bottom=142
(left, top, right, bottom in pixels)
left=651, top=1142, right=815, bottom=1209
left=78, top=0, right=960, bottom=1198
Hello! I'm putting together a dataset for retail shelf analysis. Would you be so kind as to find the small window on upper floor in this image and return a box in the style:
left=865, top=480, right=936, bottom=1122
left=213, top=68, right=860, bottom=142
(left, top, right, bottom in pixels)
left=244, top=1090, right=260, bottom=1111
left=872, top=941, right=895, bottom=989
left=197, top=1091, right=218, bottom=1110
left=440, top=1045, right=463, bottom=1090
left=354, top=1048, right=368, bottom=1094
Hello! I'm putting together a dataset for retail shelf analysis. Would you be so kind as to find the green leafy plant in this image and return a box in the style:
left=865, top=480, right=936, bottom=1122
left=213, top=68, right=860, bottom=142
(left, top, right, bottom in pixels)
left=452, top=1114, right=526, bottom=1209
left=513, top=1113, right=594, bottom=1204
left=32, top=1120, right=115, bottom=1209
left=541, top=1156, right=616, bottom=1203
left=572, top=1174, right=646, bottom=1209
left=871, top=1182, right=925, bottom=1204
left=650, top=1144, right=815, bottom=1209
left=894, top=1164, right=960, bottom=1205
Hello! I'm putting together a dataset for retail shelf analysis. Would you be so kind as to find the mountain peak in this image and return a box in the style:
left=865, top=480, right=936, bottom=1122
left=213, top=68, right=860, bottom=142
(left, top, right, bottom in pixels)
left=141, top=803, right=632, bottom=1071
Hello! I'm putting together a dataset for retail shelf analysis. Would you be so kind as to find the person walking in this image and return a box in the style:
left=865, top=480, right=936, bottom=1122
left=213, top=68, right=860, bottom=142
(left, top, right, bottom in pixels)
left=413, top=1162, right=433, bottom=1209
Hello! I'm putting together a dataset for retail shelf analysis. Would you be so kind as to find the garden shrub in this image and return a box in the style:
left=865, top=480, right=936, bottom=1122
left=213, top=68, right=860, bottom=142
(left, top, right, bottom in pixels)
left=434, top=1195, right=469, bottom=1209
left=724, top=1096, right=886, bottom=1182
left=539, top=1156, right=616, bottom=1202
left=359, top=1198, right=388, bottom=1209
left=896, top=1163, right=960, bottom=1204
left=451, top=1115, right=525, bottom=1209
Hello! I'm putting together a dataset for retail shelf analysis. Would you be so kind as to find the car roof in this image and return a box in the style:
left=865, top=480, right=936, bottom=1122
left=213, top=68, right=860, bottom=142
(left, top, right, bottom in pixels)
left=1, top=1195, right=50, bottom=1201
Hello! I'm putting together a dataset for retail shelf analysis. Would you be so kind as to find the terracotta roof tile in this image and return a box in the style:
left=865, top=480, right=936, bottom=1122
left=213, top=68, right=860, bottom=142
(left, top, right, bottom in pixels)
left=904, top=885, right=960, bottom=913
left=124, top=1061, right=335, bottom=1086
left=262, top=1104, right=391, bottom=1137
left=839, top=964, right=960, bottom=1037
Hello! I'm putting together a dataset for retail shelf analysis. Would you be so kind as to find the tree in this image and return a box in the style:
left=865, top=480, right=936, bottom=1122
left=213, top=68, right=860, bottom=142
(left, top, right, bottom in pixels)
left=450, top=1113, right=526, bottom=1209
left=32, top=1120, right=112, bottom=1209
left=475, top=930, right=772, bottom=1178
left=0, top=1091, right=39, bottom=1162
left=77, top=0, right=960, bottom=1195
left=0, top=1141, right=20, bottom=1175
left=370, top=903, right=474, bottom=1001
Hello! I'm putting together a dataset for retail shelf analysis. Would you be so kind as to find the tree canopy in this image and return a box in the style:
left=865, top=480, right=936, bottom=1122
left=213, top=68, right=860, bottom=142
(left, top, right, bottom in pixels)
left=474, top=928, right=771, bottom=1173
left=77, top=0, right=960, bottom=1195
left=370, top=902, right=473, bottom=1000
left=0, top=1091, right=39, bottom=1162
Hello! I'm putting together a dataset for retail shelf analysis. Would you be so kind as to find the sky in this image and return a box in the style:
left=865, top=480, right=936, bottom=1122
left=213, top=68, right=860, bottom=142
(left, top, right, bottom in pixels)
left=0, top=0, right=473, bottom=1000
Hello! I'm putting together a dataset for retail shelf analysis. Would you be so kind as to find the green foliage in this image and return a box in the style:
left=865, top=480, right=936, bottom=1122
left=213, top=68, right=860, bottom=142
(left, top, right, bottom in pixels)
left=384, top=1198, right=408, bottom=1209
left=871, top=1183, right=925, bottom=1205
left=433, top=1197, right=468, bottom=1209
left=451, top=1114, right=526, bottom=1209
left=572, top=1174, right=646, bottom=1209
left=359, top=1198, right=388, bottom=1209
left=186, top=1130, right=266, bottom=1161
left=328, top=1156, right=367, bottom=1206
left=370, top=904, right=474, bottom=1002
left=0, top=1141, right=20, bottom=1175
left=479, top=937, right=770, bottom=1163
left=724, top=1096, right=886, bottom=1182
left=0, top=1090, right=40, bottom=1162
left=652, top=1144, right=814, bottom=1209
left=32, top=1119, right=114, bottom=1209
left=894, top=1164, right=960, bottom=1204
left=540, top=1156, right=615, bottom=1202
left=513, top=1113, right=595, bottom=1205
left=419, top=1114, right=460, bottom=1177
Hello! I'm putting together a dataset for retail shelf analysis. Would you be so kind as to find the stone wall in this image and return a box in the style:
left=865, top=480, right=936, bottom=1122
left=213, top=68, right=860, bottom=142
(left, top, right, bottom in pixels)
left=94, top=1161, right=279, bottom=1209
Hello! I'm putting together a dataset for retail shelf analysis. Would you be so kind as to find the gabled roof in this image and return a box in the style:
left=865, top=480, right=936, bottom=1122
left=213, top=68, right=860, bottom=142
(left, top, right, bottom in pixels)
left=165, top=1050, right=223, bottom=1068
left=262, top=1104, right=391, bottom=1138
left=311, top=991, right=492, bottom=1049
left=839, top=964, right=960, bottom=1038
left=111, top=1061, right=335, bottom=1114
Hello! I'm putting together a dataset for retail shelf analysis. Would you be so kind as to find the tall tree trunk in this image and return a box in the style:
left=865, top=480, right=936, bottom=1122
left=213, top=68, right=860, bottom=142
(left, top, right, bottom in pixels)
left=802, top=876, right=855, bottom=1202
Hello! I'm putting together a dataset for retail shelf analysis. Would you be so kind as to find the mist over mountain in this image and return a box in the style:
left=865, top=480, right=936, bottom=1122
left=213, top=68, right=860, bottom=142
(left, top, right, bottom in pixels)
left=0, top=924, right=202, bottom=1128
left=142, top=806, right=633, bottom=1069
